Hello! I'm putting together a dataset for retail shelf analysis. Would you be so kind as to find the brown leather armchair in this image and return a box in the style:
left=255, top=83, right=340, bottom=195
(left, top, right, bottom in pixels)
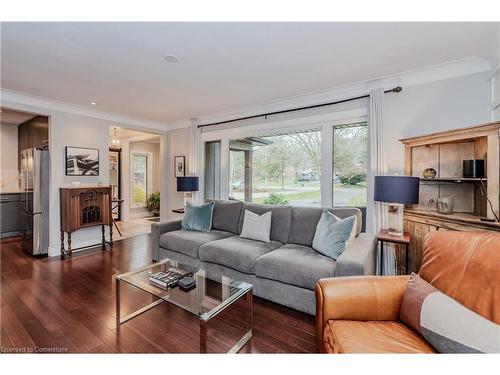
left=315, top=231, right=500, bottom=353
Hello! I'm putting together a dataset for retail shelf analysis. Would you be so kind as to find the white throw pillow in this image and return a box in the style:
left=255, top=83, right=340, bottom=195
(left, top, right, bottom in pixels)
left=240, top=210, right=272, bottom=243
left=346, top=215, right=357, bottom=248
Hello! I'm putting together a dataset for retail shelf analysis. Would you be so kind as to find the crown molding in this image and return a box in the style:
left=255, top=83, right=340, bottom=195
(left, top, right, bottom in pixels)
left=0, top=88, right=169, bottom=132
left=195, top=57, right=492, bottom=127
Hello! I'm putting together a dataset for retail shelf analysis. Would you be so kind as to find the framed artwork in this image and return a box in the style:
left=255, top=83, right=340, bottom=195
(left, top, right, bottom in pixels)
left=65, top=146, right=100, bottom=176
left=174, top=155, right=185, bottom=177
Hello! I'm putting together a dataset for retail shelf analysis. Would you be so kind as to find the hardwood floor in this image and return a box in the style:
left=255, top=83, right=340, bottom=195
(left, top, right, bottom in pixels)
left=0, top=235, right=316, bottom=353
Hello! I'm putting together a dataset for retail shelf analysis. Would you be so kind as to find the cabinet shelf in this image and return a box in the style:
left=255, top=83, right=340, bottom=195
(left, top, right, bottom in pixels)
left=419, top=177, right=486, bottom=183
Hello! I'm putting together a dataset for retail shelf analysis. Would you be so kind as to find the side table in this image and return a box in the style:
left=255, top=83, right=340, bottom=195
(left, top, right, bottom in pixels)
left=376, top=229, right=410, bottom=275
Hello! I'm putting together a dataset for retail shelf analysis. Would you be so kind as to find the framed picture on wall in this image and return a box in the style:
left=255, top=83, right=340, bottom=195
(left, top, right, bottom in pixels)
left=174, top=155, right=185, bottom=177
left=65, top=146, right=100, bottom=176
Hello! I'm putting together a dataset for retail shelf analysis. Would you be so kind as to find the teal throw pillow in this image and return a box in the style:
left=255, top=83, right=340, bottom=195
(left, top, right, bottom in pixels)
left=181, top=201, right=215, bottom=232
left=312, top=210, right=356, bottom=260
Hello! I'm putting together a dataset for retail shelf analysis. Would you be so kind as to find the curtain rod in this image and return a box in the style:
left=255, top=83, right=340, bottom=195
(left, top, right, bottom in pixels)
left=198, top=86, right=402, bottom=128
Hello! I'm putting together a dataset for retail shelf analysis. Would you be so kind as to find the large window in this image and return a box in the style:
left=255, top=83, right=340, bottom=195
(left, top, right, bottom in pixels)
left=132, top=153, right=149, bottom=207
left=332, top=123, right=367, bottom=207
left=205, top=121, right=367, bottom=209
left=229, top=129, right=322, bottom=206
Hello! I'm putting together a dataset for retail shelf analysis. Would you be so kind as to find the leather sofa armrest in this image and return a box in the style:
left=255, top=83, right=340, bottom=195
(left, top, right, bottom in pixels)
left=315, top=275, right=409, bottom=352
left=336, top=233, right=377, bottom=276
left=151, top=220, right=182, bottom=261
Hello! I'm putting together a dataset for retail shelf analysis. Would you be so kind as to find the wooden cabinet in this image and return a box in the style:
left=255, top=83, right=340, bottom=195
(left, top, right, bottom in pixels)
left=400, top=122, right=500, bottom=273
left=59, top=186, right=113, bottom=258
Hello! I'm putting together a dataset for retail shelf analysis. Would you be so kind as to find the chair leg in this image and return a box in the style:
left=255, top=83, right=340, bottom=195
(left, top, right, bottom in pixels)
left=113, top=219, right=122, bottom=237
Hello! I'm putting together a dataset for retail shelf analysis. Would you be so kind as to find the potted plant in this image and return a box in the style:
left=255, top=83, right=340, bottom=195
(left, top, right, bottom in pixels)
left=145, top=191, right=160, bottom=217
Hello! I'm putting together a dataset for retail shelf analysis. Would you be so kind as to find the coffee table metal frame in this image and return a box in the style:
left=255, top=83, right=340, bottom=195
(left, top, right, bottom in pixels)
left=115, top=259, right=253, bottom=353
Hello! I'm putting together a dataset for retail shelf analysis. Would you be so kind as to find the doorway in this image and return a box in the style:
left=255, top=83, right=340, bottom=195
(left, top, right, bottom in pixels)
left=108, top=127, right=162, bottom=240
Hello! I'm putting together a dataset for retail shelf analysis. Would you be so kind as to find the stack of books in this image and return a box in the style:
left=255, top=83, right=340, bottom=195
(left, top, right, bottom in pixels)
left=148, top=267, right=191, bottom=290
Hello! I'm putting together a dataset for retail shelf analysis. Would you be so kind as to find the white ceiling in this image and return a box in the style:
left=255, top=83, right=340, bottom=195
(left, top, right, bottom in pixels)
left=0, top=108, right=38, bottom=125
left=1, top=22, right=498, bottom=124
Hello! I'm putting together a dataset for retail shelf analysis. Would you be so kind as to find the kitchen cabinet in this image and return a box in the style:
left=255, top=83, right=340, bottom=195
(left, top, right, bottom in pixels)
left=0, top=193, right=25, bottom=238
left=18, top=116, right=49, bottom=168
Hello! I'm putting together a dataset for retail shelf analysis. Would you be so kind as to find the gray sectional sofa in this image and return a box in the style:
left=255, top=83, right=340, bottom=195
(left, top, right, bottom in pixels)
left=151, top=200, right=377, bottom=315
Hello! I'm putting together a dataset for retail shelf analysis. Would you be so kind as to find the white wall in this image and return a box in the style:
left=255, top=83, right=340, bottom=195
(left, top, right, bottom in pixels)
left=490, top=24, right=500, bottom=121
left=49, top=112, right=111, bottom=255
left=385, top=72, right=491, bottom=174
left=166, top=127, right=190, bottom=219
left=0, top=122, right=19, bottom=190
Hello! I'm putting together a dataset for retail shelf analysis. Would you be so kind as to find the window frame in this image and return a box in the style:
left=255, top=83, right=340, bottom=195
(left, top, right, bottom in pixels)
left=130, top=151, right=153, bottom=208
left=200, top=109, right=368, bottom=208
left=331, top=122, right=368, bottom=208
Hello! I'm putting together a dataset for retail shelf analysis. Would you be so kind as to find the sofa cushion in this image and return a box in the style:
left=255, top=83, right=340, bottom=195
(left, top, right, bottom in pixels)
left=312, top=211, right=357, bottom=260
left=238, top=203, right=292, bottom=244
left=240, top=210, right=272, bottom=243
left=199, top=236, right=282, bottom=274
left=323, top=320, right=436, bottom=353
left=288, top=206, right=362, bottom=247
left=181, top=201, right=214, bottom=232
left=208, top=199, right=243, bottom=234
left=254, top=244, right=336, bottom=290
left=159, top=229, right=234, bottom=259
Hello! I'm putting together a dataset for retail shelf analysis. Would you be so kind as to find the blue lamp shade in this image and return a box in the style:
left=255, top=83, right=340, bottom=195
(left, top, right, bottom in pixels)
left=177, top=176, right=199, bottom=192
left=374, top=176, right=420, bottom=204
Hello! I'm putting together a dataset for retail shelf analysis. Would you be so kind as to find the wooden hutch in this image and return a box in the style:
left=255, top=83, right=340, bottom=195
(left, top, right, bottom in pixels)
left=60, top=186, right=113, bottom=258
left=399, top=122, right=500, bottom=274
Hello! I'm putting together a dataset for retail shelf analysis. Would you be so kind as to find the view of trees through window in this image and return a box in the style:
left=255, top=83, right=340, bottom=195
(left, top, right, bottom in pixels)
left=333, top=123, right=367, bottom=207
left=132, top=154, right=148, bottom=207
left=229, top=123, right=367, bottom=207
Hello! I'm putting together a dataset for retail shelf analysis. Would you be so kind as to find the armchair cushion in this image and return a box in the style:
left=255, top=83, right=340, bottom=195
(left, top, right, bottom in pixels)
left=323, top=320, right=435, bottom=353
left=315, top=275, right=409, bottom=352
left=400, top=273, right=500, bottom=353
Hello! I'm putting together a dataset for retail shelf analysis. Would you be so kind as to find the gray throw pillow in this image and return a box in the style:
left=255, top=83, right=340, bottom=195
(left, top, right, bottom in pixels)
left=181, top=201, right=215, bottom=232
left=239, top=209, right=272, bottom=243
left=312, top=210, right=357, bottom=260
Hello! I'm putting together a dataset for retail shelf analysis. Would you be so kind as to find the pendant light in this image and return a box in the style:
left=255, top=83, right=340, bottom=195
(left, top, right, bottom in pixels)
left=109, top=127, right=121, bottom=150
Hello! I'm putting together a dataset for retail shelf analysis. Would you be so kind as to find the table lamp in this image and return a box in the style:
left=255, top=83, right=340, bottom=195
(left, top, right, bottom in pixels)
left=374, top=175, right=419, bottom=236
left=177, top=176, right=199, bottom=208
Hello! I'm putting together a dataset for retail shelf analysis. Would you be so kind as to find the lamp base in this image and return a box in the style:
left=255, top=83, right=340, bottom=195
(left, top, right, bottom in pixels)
left=183, top=192, right=192, bottom=208
left=387, top=203, right=404, bottom=236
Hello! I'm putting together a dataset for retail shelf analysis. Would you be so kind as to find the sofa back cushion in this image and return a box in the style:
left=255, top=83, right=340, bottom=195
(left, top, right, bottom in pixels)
left=238, top=203, right=292, bottom=244
left=419, top=231, right=500, bottom=325
left=209, top=199, right=243, bottom=234
left=400, top=273, right=500, bottom=353
left=181, top=201, right=215, bottom=232
left=288, top=206, right=362, bottom=247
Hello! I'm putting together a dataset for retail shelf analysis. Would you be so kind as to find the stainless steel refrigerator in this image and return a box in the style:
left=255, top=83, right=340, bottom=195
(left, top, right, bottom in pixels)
left=21, top=148, right=49, bottom=256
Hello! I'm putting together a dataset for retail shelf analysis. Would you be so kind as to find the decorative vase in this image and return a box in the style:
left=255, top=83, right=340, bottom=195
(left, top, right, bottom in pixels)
left=437, top=197, right=454, bottom=214
left=422, top=168, right=437, bottom=179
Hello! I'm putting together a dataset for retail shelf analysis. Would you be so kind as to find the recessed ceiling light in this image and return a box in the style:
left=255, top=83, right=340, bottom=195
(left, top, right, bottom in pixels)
left=90, top=102, right=97, bottom=106
left=164, top=55, right=179, bottom=63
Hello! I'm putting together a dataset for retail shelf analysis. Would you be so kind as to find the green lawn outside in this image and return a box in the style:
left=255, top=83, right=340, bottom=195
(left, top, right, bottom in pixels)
left=252, top=190, right=320, bottom=204
left=348, top=193, right=367, bottom=207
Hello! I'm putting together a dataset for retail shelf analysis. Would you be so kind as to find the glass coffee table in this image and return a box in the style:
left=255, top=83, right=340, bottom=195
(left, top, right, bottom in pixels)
left=115, top=259, right=253, bottom=353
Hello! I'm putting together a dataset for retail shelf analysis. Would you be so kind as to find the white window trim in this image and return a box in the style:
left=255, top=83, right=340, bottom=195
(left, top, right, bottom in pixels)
left=130, top=151, right=153, bottom=208
left=198, top=108, right=368, bottom=206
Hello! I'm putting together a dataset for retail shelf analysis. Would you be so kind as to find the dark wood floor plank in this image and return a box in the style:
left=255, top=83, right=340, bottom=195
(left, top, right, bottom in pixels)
left=1, top=234, right=316, bottom=353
